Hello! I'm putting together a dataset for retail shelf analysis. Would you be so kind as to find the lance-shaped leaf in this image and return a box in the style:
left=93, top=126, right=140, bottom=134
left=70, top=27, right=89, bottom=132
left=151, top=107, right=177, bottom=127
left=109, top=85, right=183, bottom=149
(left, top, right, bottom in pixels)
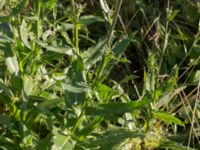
left=4, top=45, right=22, bottom=91
left=78, top=116, right=103, bottom=139
left=64, top=56, right=88, bottom=105
left=79, top=128, right=144, bottom=150
left=95, top=37, right=130, bottom=86
left=78, top=15, right=104, bottom=26
left=36, top=41, right=73, bottom=55
left=82, top=37, right=107, bottom=69
left=20, top=19, right=31, bottom=49
left=154, top=111, right=184, bottom=126
left=86, top=98, right=149, bottom=116
left=160, top=138, right=195, bottom=150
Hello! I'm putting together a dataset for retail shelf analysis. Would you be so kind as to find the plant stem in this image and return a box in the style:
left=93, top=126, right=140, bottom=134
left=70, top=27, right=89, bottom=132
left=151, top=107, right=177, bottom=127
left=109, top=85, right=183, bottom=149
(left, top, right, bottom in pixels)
left=107, top=0, right=123, bottom=46
left=71, top=0, right=79, bottom=54
left=34, top=0, right=41, bottom=39
left=179, top=30, right=200, bottom=67
left=75, top=22, right=79, bottom=54
left=93, top=0, right=123, bottom=88
left=153, top=0, right=170, bottom=104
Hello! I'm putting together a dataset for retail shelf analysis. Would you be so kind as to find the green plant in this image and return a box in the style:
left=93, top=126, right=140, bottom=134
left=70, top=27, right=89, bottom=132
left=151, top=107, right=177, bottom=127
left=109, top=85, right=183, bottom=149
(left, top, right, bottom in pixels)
left=0, top=0, right=200, bottom=149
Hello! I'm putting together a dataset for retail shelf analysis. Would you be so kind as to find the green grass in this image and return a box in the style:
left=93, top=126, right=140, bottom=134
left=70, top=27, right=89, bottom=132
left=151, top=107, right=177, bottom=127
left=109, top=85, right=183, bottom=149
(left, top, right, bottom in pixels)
left=0, top=0, right=200, bottom=149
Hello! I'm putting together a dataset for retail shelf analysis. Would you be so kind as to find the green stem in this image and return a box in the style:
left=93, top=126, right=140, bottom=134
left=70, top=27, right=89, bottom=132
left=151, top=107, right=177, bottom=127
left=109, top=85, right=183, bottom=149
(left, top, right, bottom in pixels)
left=34, top=0, right=41, bottom=39
left=153, top=1, right=170, bottom=104
left=75, top=22, right=79, bottom=54
left=71, top=100, right=88, bottom=133
left=93, top=0, right=122, bottom=88
left=179, top=30, right=200, bottom=67
left=92, top=56, right=107, bottom=88
left=71, top=0, right=79, bottom=54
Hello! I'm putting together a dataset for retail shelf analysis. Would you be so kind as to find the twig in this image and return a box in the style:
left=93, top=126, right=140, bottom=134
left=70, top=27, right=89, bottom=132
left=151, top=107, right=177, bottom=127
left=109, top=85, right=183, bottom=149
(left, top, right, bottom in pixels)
left=107, top=0, right=123, bottom=45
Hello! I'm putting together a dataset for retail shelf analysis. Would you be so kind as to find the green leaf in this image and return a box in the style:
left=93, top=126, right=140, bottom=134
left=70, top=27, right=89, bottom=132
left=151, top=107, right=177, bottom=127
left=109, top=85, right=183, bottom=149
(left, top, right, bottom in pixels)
left=40, top=52, right=63, bottom=63
left=167, top=9, right=179, bottom=21
left=36, top=41, right=73, bottom=55
left=12, top=0, right=28, bottom=17
left=4, top=44, right=19, bottom=76
left=82, top=37, right=107, bottom=69
left=183, top=3, right=200, bottom=23
left=25, top=107, right=53, bottom=131
left=3, top=45, right=22, bottom=91
left=0, top=115, right=11, bottom=127
left=112, top=37, right=130, bottom=57
left=11, top=75, right=23, bottom=91
left=63, top=57, right=88, bottom=93
left=38, top=98, right=64, bottom=109
left=64, top=90, right=86, bottom=106
left=96, top=37, right=130, bottom=84
left=0, top=16, right=11, bottom=22
left=119, top=74, right=139, bottom=84
left=78, top=15, right=104, bottom=26
left=20, top=19, right=31, bottom=49
left=52, top=131, right=75, bottom=150
left=154, top=111, right=184, bottom=126
left=0, top=136, right=16, bottom=150
left=82, top=128, right=144, bottom=150
left=52, top=73, right=66, bottom=81
left=193, top=70, right=200, bottom=83
left=68, top=56, right=85, bottom=81
left=64, top=56, right=88, bottom=105
left=78, top=116, right=103, bottom=139
left=36, top=134, right=53, bottom=150
left=43, top=0, right=57, bottom=10
left=0, top=34, right=12, bottom=44
left=160, top=138, right=195, bottom=150
left=5, top=55, right=19, bottom=76
left=58, top=23, right=74, bottom=31
left=86, top=98, right=149, bottom=116
left=0, top=23, right=13, bottom=38
left=0, top=81, right=13, bottom=100
left=23, top=75, right=33, bottom=95
left=95, top=83, right=119, bottom=102
left=62, top=82, right=89, bottom=93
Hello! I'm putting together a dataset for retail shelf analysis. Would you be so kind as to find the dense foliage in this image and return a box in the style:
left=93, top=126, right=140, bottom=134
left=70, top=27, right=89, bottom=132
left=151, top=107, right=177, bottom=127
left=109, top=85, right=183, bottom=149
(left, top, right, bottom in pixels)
left=0, top=0, right=200, bottom=149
